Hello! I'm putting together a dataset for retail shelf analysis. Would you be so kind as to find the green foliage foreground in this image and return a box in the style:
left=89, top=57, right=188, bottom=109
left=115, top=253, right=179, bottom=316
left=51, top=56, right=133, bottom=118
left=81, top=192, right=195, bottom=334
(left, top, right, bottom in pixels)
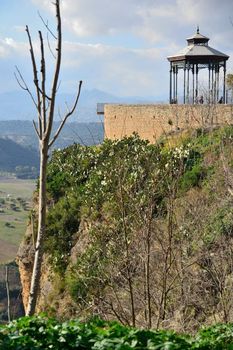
left=1, top=316, right=233, bottom=349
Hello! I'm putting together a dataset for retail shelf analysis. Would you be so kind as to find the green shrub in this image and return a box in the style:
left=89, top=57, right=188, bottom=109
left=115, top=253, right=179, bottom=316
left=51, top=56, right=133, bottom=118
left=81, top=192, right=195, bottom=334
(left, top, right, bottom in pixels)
left=44, top=194, right=82, bottom=273
left=0, top=316, right=191, bottom=349
left=179, top=162, right=206, bottom=191
left=193, top=323, right=233, bottom=349
left=3, top=316, right=233, bottom=349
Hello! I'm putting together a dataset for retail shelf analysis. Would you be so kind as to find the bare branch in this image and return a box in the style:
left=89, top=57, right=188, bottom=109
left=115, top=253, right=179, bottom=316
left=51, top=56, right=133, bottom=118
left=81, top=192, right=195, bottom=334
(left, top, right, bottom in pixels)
left=14, top=72, right=27, bottom=91
left=25, top=25, right=42, bottom=136
left=25, top=26, right=40, bottom=93
left=39, top=30, right=47, bottom=133
left=57, top=114, right=88, bottom=146
left=49, top=80, right=82, bottom=147
left=38, top=11, right=57, bottom=39
left=33, top=120, right=42, bottom=140
left=85, top=124, right=96, bottom=145
left=47, top=31, right=56, bottom=59
left=45, top=0, right=62, bottom=139
left=15, top=66, right=38, bottom=109
left=56, top=80, right=61, bottom=93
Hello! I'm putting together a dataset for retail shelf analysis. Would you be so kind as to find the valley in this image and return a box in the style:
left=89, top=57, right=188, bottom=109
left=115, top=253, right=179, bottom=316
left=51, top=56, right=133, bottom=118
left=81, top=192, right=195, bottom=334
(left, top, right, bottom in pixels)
left=0, top=177, right=35, bottom=263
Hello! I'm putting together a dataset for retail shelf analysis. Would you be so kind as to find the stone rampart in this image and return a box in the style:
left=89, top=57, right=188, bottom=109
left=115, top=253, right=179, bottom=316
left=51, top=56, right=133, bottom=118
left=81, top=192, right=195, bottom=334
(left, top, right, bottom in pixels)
left=104, top=104, right=233, bottom=142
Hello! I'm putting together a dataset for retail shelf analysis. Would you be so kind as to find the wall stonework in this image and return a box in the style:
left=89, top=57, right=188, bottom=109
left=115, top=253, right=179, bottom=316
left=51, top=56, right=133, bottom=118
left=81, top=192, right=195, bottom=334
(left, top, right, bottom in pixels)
left=104, top=104, right=233, bottom=142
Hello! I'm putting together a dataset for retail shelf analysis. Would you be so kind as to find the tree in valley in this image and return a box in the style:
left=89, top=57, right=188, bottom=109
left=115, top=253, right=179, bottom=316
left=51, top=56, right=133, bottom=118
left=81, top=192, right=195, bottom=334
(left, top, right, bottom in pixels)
left=15, top=0, right=82, bottom=315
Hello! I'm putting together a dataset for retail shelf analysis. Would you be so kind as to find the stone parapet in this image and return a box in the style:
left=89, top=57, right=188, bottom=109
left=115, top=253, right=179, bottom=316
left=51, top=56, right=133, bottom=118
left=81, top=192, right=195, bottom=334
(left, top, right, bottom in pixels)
left=104, top=104, right=233, bottom=142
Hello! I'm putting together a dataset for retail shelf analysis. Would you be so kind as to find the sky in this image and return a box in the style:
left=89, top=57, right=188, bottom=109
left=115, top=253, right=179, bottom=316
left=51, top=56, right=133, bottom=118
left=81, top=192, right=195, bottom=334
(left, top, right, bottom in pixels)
left=0, top=0, right=233, bottom=101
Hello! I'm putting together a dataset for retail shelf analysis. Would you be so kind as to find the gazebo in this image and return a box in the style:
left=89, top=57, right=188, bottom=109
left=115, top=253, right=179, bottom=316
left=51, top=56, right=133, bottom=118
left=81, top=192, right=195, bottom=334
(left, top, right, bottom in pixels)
left=167, top=27, right=229, bottom=104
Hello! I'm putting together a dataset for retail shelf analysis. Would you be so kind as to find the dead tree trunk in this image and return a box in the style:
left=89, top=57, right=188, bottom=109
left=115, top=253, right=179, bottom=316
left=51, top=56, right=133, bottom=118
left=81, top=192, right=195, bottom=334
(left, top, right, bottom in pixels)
left=16, top=0, right=82, bottom=316
left=26, top=144, right=48, bottom=315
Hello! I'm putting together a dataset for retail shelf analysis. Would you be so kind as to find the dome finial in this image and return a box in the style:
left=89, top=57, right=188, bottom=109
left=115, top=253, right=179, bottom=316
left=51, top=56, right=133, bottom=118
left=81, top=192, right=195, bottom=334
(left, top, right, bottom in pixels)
left=197, top=25, right=199, bottom=34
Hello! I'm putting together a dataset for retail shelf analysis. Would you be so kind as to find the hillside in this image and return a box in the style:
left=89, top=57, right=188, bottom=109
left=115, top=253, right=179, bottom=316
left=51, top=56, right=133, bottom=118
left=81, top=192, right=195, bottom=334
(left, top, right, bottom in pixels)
left=17, top=126, right=233, bottom=332
left=0, top=138, right=39, bottom=178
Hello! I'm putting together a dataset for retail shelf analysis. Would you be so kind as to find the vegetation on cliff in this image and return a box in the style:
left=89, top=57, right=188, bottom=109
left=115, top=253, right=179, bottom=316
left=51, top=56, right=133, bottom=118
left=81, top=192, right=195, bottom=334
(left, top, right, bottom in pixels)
left=20, top=126, right=233, bottom=332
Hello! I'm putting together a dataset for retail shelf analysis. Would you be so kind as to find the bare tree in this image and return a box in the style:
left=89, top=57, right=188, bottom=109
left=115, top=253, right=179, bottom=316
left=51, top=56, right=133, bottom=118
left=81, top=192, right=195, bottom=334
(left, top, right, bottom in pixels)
left=16, top=0, right=82, bottom=316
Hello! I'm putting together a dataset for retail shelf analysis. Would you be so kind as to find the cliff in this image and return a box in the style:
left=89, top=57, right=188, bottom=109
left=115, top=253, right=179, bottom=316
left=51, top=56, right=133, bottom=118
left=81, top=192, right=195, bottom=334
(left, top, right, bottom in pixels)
left=17, top=126, right=233, bottom=332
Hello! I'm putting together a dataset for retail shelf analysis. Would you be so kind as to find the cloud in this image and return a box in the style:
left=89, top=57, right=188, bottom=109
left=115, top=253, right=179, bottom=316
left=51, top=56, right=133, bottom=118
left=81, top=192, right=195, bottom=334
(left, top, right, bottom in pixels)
left=4, top=0, right=232, bottom=99
left=59, top=40, right=168, bottom=96
left=0, top=38, right=28, bottom=58
left=29, top=0, right=233, bottom=46
left=30, top=0, right=144, bottom=39
left=0, top=31, right=167, bottom=97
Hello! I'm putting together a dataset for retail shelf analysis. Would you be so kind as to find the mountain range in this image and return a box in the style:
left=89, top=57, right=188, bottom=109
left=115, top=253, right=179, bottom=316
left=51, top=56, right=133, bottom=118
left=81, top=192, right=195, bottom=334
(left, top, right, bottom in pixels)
left=0, top=89, right=159, bottom=122
left=0, top=121, right=104, bottom=149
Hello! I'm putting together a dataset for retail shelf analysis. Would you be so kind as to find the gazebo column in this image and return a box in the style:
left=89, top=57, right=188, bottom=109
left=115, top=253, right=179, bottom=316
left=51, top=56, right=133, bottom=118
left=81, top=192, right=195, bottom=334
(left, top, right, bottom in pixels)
left=216, top=65, right=219, bottom=102
left=223, top=61, right=226, bottom=103
left=195, top=64, right=199, bottom=102
left=213, top=64, right=217, bottom=103
left=173, top=65, right=176, bottom=102
left=208, top=63, right=211, bottom=104
left=192, top=64, right=195, bottom=104
left=169, top=63, right=172, bottom=103
left=187, top=64, right=190, bottom=103
left=183, top=63, right=186, bottom=104
left=175, top=65, right=178, bottom=103
left=211, top=65, right=214, bottom=104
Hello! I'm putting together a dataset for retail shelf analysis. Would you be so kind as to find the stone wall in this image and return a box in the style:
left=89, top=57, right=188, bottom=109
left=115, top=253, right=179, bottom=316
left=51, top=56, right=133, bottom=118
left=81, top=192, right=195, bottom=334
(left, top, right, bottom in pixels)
left=104, top=104, right=233, bottom=142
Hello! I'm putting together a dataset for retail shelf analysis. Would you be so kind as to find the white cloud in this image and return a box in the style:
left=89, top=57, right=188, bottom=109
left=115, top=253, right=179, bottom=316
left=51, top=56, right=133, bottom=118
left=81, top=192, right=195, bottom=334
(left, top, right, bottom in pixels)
left=59, top=40, right=168, bottom=96
left=6, top=0, right=233, bottom=98
left=0, top=38, right=28, bottom=58
left=0, top=45, right=8, bottom=58
left=29, top=0, right=233, bottom=46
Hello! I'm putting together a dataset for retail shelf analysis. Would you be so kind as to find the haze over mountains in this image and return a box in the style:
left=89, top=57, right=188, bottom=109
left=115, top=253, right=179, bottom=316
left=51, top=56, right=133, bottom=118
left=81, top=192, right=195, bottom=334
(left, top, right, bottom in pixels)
left=0, top=121, right=104, bottom=149
left=0, top=89, right=159, bottom=122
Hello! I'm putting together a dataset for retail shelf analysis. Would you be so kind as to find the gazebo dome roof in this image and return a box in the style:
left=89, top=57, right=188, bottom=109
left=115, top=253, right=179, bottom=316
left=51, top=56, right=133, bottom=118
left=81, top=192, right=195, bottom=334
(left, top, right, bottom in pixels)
left=186, top=27, right=209, bottom=45
left=167, top=28, right=229, bottom=63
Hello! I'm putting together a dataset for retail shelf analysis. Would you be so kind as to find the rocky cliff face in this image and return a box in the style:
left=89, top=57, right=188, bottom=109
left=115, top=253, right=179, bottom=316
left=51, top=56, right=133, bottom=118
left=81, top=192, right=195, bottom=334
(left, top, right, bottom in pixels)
left=16, top=224, right=34, bottom=312
left=17, top=223, right=56, bottom=314
left=16, top=218, right=90, bottom=317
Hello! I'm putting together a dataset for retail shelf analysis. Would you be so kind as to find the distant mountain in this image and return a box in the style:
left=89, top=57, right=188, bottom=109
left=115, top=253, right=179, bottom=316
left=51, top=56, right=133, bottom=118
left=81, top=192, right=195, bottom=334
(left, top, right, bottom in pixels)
left=0, top=120, right=104, bottom=150
left=0, top=89, right=155, bottom=122
left=0, top=137, right=39, bottom=176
